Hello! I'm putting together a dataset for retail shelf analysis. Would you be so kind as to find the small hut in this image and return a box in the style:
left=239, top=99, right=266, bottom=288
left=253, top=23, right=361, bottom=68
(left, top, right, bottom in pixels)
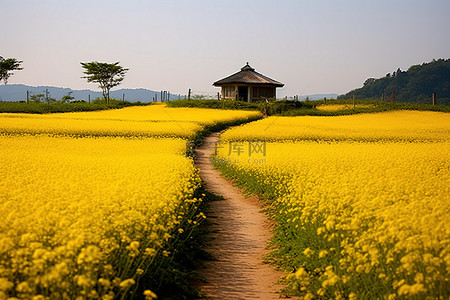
left=213, top=63, right=284, bottom=102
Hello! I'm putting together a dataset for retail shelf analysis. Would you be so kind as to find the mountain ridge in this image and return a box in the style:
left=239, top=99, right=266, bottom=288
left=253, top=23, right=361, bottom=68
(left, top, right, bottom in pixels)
left=0, top=84, right=181, bottom=102
left=339, top=59, right=450, bottom=104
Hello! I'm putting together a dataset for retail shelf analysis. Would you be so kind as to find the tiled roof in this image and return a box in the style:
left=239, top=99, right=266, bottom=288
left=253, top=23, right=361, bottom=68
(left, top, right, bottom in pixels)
left=213, top=63, right=284, bottom=87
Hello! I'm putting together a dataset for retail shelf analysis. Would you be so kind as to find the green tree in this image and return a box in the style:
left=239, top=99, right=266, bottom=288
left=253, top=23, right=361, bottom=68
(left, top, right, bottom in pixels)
left=30, top=93, right=45, bottom=103
left=80, top=61, right=128, bottom=104
left=0, top=56, right=23, bottom=84
left=61, top=91, right=74, bottom=103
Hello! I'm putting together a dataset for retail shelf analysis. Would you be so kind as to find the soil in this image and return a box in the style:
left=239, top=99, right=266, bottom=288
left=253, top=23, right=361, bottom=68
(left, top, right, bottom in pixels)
left=194, top=132, right=285, bottom=299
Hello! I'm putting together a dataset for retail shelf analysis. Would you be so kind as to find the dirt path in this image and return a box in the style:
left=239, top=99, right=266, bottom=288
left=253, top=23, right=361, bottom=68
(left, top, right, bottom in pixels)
left=194, top=132, right=284, bottom=299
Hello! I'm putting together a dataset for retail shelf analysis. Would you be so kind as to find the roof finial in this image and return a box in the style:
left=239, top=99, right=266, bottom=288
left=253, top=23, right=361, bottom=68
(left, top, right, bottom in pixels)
left=241, top=62, right=254, bottom=71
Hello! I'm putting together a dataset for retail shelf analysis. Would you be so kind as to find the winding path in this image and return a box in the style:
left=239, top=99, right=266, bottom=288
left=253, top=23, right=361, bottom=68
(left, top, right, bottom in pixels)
left=194, top=132, right=284, bottom=299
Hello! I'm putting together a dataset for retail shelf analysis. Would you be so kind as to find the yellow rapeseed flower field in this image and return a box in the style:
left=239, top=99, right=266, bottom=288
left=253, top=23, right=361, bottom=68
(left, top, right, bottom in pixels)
left=214, top=110, right=450, bottom=298
left=0, top=105, right=262, bottom=299
left=316, top=104, right=375, bottom=111
left=0, top=104, right=261, bottom=138
left=0, top=135, right=199, bottom=299
left=221, top=110, right=450, bottom=142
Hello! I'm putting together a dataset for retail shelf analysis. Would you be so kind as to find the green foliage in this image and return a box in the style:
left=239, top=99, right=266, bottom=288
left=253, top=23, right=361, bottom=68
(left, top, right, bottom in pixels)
left=340, top=59, right=450, bottom=104
left=0, top=56, right=23, bottom=84
left=61, top=91, right=74, bottom=103
left=168, top=99, right=261, bottom=110
left=29, top=94, right=45, bottom=103
left=80, top=61, right=129, bottom=104
left=167, top=99, right=314, bottom=115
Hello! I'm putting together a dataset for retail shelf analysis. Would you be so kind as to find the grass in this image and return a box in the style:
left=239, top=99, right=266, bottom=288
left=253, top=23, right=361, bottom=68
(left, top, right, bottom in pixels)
left=167, top=99, right=315, bottom=115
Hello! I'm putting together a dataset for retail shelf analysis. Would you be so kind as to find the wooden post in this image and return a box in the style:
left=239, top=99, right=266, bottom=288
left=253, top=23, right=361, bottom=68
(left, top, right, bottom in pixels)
left=432, top=92, right=436, bottom=105
left=88, top=94, right=91, bottom=103
left=392, top=91, right=396, bottom=103
left=27, top=90, right=29, bottom=104
left=217, top=92, right=220, bottom=101
left=188, top=89, right=191, bottom=101
left=122, top=93, right=125, bottom=102
left=168, top=92, right=170, bottom=101
left=161, top=91, right=163, bottom=102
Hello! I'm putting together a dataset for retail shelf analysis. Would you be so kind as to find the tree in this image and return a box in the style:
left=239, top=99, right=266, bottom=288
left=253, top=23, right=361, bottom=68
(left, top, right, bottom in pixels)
left=61, top=91, right=74, bottom=103
left=30, top=93, right=45, bottom=103
left=0, top=56, right=23, bottom=84
left=80, top=61, right=128, bottom=104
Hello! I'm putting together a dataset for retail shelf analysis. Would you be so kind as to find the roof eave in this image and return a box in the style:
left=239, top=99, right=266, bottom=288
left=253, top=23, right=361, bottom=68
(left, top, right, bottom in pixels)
left=213, top=81, right=284, bottom=87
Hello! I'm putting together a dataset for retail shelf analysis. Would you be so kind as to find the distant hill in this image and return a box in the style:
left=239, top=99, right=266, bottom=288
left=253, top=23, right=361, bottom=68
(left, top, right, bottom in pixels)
left=339, top=59, right=450, bottom=104
left=0, top=84, right=183, bottom=102
left=298, top=94, right=338, bottom=100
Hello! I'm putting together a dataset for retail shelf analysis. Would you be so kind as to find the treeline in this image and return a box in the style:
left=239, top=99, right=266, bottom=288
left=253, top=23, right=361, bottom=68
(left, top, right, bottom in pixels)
left=339, top=59, right=450, bottom=104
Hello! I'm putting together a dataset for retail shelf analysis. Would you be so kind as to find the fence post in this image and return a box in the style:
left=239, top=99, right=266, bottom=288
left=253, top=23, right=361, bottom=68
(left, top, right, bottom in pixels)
left=432, top=92, right=436, bottom=105
left=188, top=89, right=191, bottom=101
left=27, top=90, right=29, bottom=104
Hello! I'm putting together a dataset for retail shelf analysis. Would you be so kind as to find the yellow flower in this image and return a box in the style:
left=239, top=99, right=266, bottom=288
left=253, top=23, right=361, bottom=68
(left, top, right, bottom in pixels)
left=303, top=248, right=314, bottom=257
left=119, top=279, right=135, bottom=289
left=319, top=250, right=328, bottom=259
left=143, top=289, right=158, bottom=300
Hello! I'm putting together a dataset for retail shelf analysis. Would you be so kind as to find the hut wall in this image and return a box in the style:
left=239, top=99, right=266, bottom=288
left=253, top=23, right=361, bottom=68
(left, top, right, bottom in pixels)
left=222, top=86, right=236, bottom=99
left=251, top=86, right=276, bottom=101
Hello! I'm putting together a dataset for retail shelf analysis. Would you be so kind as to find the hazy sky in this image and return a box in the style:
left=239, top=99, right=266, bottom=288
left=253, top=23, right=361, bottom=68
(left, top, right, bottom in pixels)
left=2, top=0, right=449, bottom=97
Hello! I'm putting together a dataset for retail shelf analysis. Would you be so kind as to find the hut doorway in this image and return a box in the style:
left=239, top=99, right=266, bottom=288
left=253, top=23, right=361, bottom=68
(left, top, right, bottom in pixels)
left=238, top=86, right=248, bottom=101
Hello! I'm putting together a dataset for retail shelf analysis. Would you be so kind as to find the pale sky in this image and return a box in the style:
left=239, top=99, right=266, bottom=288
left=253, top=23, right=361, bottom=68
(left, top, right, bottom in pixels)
left=2, top=0, right=449, bottom=98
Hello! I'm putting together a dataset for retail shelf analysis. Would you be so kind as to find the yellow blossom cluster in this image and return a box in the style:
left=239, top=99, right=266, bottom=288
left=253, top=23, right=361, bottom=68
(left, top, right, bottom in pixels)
left=0, top=135, right=201, bottom=299
left=0, top=104, right=261, bottom=139
left=316, top=104, right=375, bottom=111
left=214, top=111, right=450, bottom=298
left=0, top=105, right=260, bottom=299
left=221, top=110, right=449, bottom=142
